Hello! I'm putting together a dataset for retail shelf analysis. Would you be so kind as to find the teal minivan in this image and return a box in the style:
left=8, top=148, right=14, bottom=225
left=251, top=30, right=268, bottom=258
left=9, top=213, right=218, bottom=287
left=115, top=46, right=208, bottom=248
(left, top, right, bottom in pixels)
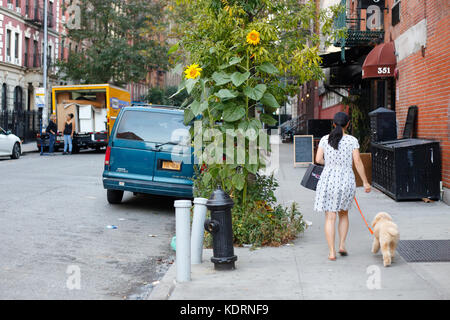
left=103, top=106, right=194, bottom=204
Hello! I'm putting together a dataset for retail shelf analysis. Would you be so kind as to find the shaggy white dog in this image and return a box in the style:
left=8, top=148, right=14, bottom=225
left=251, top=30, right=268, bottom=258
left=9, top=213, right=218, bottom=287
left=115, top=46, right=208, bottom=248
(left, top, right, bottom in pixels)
left=371, top=212, right=400, bottom=267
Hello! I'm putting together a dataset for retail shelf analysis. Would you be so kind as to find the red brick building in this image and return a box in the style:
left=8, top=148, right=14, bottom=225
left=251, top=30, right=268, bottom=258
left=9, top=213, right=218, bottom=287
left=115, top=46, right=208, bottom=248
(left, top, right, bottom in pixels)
left=383, top=0, right=449, bottom=193
left=296, top=0, right=449, bottom=202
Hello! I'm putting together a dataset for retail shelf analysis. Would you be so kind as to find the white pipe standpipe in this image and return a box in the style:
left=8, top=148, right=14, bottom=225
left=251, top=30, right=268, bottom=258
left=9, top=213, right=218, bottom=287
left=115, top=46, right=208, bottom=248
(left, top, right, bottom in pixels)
left=191, top=198, right=208, bottom=264
left=174, top=200, right=192, bottom=282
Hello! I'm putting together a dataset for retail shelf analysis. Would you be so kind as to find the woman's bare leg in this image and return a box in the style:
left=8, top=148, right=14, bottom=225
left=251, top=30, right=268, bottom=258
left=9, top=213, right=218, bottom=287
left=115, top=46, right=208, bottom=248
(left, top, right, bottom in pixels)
left=338, top=210, right=349, bottom=252
left=325, top=211, right=337, bottom=259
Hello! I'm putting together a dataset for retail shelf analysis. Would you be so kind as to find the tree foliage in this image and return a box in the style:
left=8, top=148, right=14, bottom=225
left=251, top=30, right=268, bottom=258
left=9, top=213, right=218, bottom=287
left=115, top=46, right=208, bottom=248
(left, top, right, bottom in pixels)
left=58, top=0, right=169, bottom=86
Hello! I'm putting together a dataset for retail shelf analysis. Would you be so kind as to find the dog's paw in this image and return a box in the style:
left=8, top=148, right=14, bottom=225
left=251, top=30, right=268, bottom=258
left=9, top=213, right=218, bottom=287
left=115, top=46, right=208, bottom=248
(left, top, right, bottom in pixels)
left=383, top=257, right=392, bottom=267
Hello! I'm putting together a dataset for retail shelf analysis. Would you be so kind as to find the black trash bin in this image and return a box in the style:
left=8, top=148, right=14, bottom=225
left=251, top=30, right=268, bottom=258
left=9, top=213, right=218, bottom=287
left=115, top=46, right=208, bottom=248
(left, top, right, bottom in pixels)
left=369, top=107, right=397, bottom=142
left=372, top=139, right=441, bottom=201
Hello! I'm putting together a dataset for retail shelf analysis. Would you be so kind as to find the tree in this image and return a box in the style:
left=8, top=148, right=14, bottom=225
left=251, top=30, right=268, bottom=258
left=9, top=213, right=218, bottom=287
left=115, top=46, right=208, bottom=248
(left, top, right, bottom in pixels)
left=58, top=0, right=169, bottom=86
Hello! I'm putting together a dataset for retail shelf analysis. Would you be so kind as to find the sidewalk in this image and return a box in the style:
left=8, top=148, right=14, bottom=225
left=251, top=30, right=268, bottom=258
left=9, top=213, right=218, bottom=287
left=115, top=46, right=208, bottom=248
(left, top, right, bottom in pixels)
left=149, top=141, right=450, bottom=300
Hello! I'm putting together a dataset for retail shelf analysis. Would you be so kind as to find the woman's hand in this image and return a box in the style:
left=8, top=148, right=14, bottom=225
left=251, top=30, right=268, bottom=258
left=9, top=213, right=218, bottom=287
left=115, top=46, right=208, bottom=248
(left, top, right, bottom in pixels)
left=363, top=182, right=371, bottom=193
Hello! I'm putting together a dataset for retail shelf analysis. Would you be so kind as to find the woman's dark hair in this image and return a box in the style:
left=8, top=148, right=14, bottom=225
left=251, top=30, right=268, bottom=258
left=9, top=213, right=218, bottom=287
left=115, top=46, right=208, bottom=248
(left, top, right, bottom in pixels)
left=68, top=113, right=74, bottom=119
left=328, top=112, right=349, bottom=150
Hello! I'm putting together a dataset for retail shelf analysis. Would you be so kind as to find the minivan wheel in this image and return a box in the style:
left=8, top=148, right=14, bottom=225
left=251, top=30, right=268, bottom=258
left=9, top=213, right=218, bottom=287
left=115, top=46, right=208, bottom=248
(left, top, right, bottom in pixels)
left=107, top=189, right=124, bottom=204
left=11, top=143, right=21, bottom=159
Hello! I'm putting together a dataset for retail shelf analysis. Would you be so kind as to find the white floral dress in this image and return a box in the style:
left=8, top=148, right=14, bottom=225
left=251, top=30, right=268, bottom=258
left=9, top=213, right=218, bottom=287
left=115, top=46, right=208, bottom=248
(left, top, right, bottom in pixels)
left=314, top=134, right=360, bottom=212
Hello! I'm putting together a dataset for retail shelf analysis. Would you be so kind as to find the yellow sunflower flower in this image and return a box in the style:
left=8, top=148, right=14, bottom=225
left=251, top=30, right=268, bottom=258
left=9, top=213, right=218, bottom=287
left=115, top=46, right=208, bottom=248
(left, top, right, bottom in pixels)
left=184, top=64, right=202, bottom=79
left=246, top=30, right=260, bottom=46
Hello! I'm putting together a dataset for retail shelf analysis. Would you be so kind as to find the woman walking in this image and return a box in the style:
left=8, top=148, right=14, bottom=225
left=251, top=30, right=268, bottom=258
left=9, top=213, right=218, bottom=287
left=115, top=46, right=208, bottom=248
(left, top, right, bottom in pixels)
left=63, top=113, right=75, bottom=155
left=314, top=112, right=371, bottom=261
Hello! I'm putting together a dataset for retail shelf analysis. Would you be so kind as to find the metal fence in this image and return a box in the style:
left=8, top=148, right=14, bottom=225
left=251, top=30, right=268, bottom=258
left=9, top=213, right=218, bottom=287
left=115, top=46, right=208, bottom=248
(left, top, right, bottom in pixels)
left=0, top=110, right=42, bottom=142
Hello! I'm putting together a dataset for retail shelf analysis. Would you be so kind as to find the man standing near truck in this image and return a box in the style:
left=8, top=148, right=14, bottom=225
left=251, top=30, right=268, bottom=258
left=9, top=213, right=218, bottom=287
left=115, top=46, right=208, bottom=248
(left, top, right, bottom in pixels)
left=46, top=114, right=58, bottom=155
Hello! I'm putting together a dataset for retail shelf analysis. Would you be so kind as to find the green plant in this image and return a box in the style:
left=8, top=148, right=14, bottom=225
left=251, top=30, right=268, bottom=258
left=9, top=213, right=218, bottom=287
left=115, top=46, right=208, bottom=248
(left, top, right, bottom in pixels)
left=197, top=171, right=306, bottom=247
left=171, top=0, right=342, bottom=246
left=343, top=94, right=371, bottom=153
left=170, top=0, right=343, bottom=205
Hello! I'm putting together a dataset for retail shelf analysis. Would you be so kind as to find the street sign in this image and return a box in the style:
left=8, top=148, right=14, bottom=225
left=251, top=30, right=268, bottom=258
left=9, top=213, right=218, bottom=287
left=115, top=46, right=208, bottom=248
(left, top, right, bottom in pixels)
left=35, top=87, right=46, bottom=109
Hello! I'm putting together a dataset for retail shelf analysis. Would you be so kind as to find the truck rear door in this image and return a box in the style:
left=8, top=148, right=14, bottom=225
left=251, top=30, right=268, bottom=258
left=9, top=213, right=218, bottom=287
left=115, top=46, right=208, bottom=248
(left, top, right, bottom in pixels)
left=108, top=110, right=156, bottom=182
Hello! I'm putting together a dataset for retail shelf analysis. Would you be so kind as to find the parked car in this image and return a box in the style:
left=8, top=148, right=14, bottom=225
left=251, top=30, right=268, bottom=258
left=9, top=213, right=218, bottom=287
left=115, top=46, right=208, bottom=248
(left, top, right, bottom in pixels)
left=0, top=127, right=22, bottom=159
left=103, top=106, right=194, bottom=204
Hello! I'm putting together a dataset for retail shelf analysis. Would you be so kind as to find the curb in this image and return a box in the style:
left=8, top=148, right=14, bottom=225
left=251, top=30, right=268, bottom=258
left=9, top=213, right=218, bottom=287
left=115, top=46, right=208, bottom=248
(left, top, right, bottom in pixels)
left=147, top=263, right=177, bottom=300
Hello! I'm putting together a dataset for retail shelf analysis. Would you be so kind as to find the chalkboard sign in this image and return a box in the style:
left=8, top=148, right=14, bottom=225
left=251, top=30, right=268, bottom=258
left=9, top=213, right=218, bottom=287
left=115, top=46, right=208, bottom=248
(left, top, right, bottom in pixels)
left=293, top=135, right=314, bottom=167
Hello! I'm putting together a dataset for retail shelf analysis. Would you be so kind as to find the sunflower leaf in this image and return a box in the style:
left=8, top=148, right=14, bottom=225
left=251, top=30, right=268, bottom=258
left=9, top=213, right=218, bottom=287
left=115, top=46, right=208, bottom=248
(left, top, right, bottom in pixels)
left=215, top=89, right=239, bottom=100
left=185, top=78, right=198, bottom=94
left=243, top=84, right=267, bottom=101
left=212, top=71, right=232, bottom=85
left=261, top=93, right=280, bottom=108
left=256, top=62, right=279, bottom=75
left=223, top=103, right=245, bottom=122
left=231, top=71, right=250, bottom=87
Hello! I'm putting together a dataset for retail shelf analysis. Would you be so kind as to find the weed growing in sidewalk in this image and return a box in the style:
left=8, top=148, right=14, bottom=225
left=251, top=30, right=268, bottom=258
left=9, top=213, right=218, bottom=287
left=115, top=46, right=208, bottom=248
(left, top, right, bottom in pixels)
left=195, top=171, right=306, bottom=247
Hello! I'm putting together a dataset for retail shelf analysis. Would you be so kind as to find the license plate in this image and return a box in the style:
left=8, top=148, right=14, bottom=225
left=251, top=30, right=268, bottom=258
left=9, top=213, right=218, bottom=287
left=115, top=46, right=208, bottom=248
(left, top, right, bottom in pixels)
left=161, top=160, right=181, bottom=171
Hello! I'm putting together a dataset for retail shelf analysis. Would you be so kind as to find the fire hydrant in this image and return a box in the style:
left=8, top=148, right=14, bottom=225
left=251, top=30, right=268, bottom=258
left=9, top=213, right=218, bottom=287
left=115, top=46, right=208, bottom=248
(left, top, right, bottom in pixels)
left=204, top=188, right=237, bottom=270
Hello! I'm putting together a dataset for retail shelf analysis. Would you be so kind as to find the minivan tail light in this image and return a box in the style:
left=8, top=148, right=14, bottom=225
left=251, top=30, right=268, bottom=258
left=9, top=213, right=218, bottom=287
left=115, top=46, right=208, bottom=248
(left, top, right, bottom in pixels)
left=105, top=146, right=111, bottom=165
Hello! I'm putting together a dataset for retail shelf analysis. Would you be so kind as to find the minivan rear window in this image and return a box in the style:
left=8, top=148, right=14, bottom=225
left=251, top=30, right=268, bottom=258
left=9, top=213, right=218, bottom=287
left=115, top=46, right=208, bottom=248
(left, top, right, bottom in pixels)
left=116, top=110, right=189, bottom=144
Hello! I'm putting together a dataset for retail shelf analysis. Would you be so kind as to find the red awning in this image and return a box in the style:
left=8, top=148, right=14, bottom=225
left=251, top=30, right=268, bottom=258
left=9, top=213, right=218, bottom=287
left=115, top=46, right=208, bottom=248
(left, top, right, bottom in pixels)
left=362, top=42, right=396, bottom=79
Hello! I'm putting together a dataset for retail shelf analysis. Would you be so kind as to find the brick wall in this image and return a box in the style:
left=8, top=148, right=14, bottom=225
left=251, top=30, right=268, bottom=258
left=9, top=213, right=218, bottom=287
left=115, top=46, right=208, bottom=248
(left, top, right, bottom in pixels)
left=385, top=0, right=450, bottom=187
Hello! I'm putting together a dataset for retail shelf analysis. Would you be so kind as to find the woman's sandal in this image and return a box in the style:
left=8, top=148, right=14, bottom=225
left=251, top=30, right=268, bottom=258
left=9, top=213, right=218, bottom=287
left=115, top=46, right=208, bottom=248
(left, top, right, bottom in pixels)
left=328, top=255, right=337, bottom=261
left=338, top=250, right=348, bottom=256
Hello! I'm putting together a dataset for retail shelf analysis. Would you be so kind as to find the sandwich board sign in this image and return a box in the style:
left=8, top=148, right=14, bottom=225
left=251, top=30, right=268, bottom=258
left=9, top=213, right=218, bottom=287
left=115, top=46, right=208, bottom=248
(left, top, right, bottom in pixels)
left=35, top=88, right=46, bottom=109
left=293, top=135, right=314, bottom=167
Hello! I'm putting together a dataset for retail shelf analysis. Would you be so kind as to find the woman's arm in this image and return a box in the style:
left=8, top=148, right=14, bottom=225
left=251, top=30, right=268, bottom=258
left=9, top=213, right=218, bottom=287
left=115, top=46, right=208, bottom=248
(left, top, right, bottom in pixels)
left=352, top=149, right=371, bottom=193
left=315, top=147, right=324, bottom=165
left=71, top=120, right=75, bottom=137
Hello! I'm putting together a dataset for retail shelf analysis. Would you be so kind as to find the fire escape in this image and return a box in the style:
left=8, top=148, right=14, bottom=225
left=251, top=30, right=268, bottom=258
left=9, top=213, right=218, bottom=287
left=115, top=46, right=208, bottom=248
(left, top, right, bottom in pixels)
left=334, top=0, right=385, bottom=62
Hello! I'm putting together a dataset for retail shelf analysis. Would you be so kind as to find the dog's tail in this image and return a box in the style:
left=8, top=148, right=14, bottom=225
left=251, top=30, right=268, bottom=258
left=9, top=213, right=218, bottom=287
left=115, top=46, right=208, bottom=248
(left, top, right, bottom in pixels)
left=387, top=227, right=399, bottom=239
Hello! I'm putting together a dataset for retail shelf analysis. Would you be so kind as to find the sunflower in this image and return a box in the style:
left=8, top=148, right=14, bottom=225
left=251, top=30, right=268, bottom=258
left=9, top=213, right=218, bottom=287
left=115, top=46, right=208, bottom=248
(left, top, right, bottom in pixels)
left=184, top=64, right=202, bottom=79
left=246, top=30, right=260, bottom=46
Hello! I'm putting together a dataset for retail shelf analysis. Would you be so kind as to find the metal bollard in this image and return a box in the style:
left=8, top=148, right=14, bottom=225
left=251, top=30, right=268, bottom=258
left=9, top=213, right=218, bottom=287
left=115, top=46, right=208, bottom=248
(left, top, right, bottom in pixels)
left=204, top=188, right=237, bottom=270
left=191, top=198, right=208, bottom=264
left=174, top=200, right=192, bottom=282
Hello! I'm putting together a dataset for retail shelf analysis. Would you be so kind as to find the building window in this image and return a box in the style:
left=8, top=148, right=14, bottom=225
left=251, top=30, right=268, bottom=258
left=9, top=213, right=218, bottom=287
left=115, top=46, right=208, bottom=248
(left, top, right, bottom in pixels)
left=2, top=84, right=7, bottom=111
left=6, top=30, right=12, bottom=58
left=392, top=1, right=400, bottom=26
left=14, top=86, right=23, bottom=112
left=14, top=33, right=19, bottom=60
left=16, top=0, right=20, bottom=8
left=33, top=40, right=38, bottom=67
left=24, top=37, right=30, bottom=67
left=60, top=40, right=65, bottom=60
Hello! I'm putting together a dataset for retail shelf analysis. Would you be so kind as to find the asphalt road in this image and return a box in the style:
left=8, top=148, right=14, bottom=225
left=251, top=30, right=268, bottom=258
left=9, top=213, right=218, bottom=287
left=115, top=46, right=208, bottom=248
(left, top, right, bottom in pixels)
left=0, top=150, right=176, bottom=299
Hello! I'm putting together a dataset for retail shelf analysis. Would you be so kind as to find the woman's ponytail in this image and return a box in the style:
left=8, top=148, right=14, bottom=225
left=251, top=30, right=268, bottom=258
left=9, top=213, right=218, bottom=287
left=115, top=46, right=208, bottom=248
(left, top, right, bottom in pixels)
left=328, top=112, right=349, bottom=150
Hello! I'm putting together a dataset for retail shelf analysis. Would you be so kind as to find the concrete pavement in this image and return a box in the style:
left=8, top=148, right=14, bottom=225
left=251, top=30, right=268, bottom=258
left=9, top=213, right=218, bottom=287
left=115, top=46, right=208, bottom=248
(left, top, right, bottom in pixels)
left=0, top=150, right=176, bottom=299
left=150, top=141, right=450, bottom=300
